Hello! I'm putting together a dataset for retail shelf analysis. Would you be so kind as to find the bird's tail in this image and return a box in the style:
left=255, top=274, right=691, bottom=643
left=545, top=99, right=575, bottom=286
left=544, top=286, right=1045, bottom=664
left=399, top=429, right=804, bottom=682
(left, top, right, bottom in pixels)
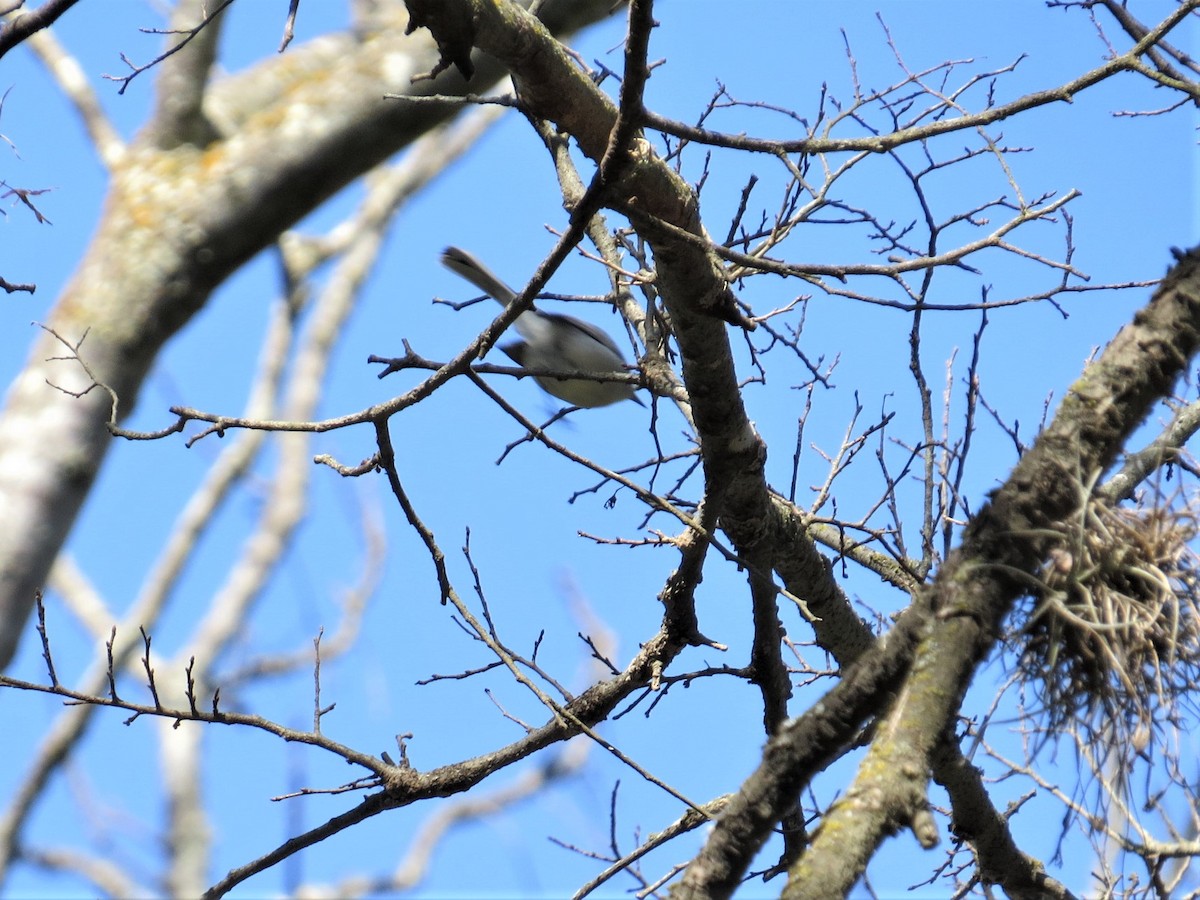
left=441, top=246, right=518, bottom=306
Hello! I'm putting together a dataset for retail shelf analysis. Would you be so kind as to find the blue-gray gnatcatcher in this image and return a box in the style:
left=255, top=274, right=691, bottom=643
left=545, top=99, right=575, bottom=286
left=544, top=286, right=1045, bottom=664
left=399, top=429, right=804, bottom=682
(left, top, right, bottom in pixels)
left=441, top=246, right=641, bottom=408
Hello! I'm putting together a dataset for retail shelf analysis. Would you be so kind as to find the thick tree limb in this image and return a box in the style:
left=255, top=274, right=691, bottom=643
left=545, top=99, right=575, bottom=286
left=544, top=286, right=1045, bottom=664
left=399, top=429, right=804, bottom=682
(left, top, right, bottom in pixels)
left=669, top=245, right=1200, bottom=898
left=783, top=246, right=1200, bottom=896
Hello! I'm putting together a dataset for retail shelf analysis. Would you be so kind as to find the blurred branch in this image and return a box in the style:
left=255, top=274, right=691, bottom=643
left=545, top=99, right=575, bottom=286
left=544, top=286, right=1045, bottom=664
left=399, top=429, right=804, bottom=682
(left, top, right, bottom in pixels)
left=303, top=746, right=593, bottom=898
left=15, top=20, right=124, bottom=167
left=219, top=500, right=384, bottom=686
left=0, top=94, right=507, bottom=892
left=19, top=845, right=146, bottom=898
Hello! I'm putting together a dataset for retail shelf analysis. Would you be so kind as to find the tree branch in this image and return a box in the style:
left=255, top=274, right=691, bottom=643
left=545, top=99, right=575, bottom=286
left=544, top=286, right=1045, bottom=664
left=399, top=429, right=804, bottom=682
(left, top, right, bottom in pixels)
left=0, top=0, right=82, bottom=61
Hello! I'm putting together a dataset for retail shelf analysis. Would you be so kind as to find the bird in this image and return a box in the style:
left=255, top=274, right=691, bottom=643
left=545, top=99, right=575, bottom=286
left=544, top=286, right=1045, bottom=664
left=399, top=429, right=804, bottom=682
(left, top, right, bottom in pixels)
left=441, top=246, right=641, bottom=408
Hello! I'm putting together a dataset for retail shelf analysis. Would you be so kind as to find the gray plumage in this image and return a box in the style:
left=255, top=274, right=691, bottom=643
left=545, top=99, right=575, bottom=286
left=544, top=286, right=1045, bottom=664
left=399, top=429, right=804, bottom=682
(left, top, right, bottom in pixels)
left=441, top=246, right=640, bottom=408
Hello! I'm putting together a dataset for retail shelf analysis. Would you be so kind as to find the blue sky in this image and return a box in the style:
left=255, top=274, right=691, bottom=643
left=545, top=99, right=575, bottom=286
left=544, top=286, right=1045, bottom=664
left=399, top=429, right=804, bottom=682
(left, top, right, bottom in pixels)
left=1, top=1, right=1197, bottom=897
